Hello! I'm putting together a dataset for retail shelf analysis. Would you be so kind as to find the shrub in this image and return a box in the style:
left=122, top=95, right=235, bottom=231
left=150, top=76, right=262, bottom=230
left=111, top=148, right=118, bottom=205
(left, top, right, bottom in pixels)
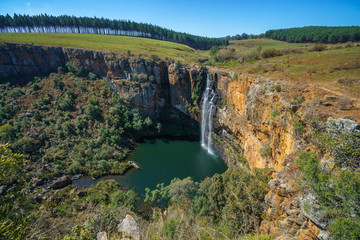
left=33, top=76, right=41, bottom=83
left=88, top=72, right=97, bottom=80
left=85, top=103, right=101, bottom=120
left=88, top=97, right=99, bottom=105
left=110, top=189, right=137, bottom=207
left=275, top=85, right=281, bottom=92
left=57, top=97, right=74, bottom=111
left=296, top=150, right=360, bottom=238
left=7, top=88, right=24, bottom=99
left=34, top=97, right=51, bottom=111
left=330, top=217, right=360, bottom=239
left=32, top=83, right=40, bottom=91
left=150, top=54, right=161, bottom=61
left=210, top=46, right=219, bottom=56
left=33, top=111, right=43, bottom=121
left=261, top=48, right=282, bottom=58
left=345, top=41, right=353, bottom=48
left=270, top=105, right=280, bottom=120
left=163, top=220, right=177, bottom=239
left=63, top=121, right=76, bottom=135
left=260, top=141, right=271, bottom=158
left=310, top=44, right=326, bottom=51
left=293, top=121, right=306, bottom=139
left=66, top=59, right=86, bottom=77
left=51, top=73, right=65, bottom=90
left=290, top=95, right=305, bottom=104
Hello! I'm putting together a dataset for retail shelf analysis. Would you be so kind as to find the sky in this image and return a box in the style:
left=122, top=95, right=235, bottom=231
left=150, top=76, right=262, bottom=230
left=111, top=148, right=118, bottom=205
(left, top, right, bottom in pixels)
left=1, top=0, right=360, bottom=37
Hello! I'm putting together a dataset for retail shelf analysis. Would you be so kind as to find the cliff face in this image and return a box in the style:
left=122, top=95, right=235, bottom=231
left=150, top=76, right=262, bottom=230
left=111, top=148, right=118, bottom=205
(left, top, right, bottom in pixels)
left=1, top=42, right=358, bottom=239
left=208, top=71, right=296, bottom=170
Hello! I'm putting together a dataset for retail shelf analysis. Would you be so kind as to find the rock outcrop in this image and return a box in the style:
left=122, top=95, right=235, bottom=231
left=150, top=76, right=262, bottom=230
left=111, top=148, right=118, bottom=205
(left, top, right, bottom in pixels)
left=97, top=232, right=108, bottom=240
left=326, top=117, right=360, bottom=134
left=51, top=176, right=72, bottom=189
left=118, top=214, right=140, bottom=240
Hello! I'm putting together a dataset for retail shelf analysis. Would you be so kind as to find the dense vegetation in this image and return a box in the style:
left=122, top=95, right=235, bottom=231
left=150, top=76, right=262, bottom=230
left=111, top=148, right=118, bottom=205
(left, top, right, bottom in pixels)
left=224, top=32, right=265, bottom=40
left=144, top=168, right=271, bottom=239
left=296, top=129, right=360, bottom=239
left=0, top=145, right=138, bottom=239
left=265, top=26, right=360, bottom=43
left=0, top=60, right=157, bottom=179
left=0, top=14, right=229, bottom=49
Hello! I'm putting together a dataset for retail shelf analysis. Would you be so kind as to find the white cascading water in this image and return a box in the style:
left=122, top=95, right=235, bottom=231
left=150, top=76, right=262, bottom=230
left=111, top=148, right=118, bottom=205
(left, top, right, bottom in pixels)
left=201, top=74, right=215, bottom=154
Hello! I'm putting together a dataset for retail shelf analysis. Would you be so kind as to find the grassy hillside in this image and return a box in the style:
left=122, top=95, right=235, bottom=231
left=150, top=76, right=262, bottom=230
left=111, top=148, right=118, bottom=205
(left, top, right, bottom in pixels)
left=212, top=39, right=360, bottom=97
left=229, top=39, right=310, bottom=53
left=0, top=33, right=207, bottom=62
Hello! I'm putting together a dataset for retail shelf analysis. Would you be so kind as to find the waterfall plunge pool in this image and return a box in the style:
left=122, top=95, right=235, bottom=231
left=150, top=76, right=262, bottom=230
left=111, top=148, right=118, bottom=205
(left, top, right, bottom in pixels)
left=74, top=139, right=227, bottom=196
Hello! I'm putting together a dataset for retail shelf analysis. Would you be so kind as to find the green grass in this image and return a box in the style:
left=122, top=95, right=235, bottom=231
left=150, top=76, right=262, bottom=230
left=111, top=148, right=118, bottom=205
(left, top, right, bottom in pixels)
left=0, top=33, right=206, bottom=62
left=243, top=46, right=360, bottom=96
left=228, top=39, right=311, bottom=52
left=212, top=39, right=360, bottom=97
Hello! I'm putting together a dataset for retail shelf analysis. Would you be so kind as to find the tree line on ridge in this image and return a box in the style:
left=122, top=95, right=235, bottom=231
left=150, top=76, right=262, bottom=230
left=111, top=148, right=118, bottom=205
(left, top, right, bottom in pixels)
left=0, top=14, right=229, bottom=50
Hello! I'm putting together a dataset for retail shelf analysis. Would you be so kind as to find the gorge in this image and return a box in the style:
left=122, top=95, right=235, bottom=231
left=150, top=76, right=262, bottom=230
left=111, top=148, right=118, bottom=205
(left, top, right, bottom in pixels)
left=1, top=41, right=359, bottom=239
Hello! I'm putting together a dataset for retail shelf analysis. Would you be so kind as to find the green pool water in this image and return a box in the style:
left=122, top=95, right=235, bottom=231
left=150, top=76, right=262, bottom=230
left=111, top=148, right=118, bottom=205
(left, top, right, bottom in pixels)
left=74, top=139, right=227, bottom=196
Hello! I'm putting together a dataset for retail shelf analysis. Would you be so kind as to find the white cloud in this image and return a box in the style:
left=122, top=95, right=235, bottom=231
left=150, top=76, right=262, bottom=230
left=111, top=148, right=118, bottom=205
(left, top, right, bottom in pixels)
left=27, top=2, right=31, bottom=6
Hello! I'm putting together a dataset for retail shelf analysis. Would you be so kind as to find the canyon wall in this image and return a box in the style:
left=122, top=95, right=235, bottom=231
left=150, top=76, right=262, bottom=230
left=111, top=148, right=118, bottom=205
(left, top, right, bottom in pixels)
left=1, top=42, right=358, bottom=239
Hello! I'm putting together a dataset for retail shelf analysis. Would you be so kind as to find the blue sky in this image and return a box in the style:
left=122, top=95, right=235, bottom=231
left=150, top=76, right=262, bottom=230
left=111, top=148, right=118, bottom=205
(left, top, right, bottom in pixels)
left=1, top=0, right=359, bottom=37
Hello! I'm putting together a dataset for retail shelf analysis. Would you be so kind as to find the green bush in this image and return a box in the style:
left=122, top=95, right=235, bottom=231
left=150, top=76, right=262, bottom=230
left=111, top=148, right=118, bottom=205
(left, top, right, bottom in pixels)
left=88, top=72, right=97, bottom=80
left=85, top=98, right=101, bottom=120
left=66, top=59, right=86, bottom=77
left=63, top=121, right=76, bottom=135
left=163, top=220, right=177, bottom=239
left=293, top=121, right=306, bottom=139
left=260, top=141, right=271, bottom=158
left=290, top=95, right=305, bottom=104
left=275, top=85, right=281, bottom=92
left=296, top=150, right=360, bottom=238
left=110, top=189, right=137, bottom=207
left=51, top=73, right=65, bottom=90
left=270, top=105, right=280, bottom=120
left=329, top=217, right=360, bottom=240
left=33, top=111, right=43, bottom=121
left=32, top=83, right=40, bottom=91
left=146, top=168, right=271, bottom=237
left=317, top=132, right=360, bottom=169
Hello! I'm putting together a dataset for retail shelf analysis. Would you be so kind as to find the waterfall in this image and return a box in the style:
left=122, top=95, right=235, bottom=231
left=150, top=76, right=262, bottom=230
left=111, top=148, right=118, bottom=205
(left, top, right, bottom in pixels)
left=201, top=74, right=215, bottom=154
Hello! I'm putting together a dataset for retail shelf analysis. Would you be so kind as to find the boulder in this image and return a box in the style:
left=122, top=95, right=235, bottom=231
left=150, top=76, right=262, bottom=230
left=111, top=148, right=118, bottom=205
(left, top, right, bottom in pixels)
left=25, top=111, right=34, bottom=117
left=300, top=194, right=328, bottom=230
left=71, top=174, right=83, bottom=180
left=97, top=232, right=107, bottom=240
left=326, top=117, right=360, bottom=134
left=32, top=177, right=45, bottom=187
left=118, top=214, right=140, bottom=240
left=51, top=176, right=72, bottom=189
left=317, top=230, right=331, bottom=240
